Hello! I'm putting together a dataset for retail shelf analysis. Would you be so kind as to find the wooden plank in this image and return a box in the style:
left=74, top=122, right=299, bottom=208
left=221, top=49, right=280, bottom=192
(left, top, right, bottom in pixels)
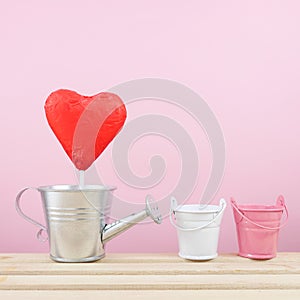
left=1, top=252, right=299, bottom=264
left=0, top=274, right=299, bottom=290
left=0, top=261, right=299, bottom=275
left=1, top=253, right=299, bottom=276
left=1, top=290, right=300, bottom=300
left=1, top=253, right=299, bottom=297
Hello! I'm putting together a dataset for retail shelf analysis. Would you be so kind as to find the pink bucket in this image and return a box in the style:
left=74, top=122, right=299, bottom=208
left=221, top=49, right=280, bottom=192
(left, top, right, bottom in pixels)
left=231, top=196, right=288, bottom=259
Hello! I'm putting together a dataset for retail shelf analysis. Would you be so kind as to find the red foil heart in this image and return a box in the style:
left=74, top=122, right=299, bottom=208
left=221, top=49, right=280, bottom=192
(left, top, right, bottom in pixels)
left=45, top=89, right=127, bottom=170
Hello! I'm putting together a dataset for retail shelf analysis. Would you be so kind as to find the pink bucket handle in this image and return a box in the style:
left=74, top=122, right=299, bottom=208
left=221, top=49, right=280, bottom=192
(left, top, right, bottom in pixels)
left=230, top=195, right=288, bottom=230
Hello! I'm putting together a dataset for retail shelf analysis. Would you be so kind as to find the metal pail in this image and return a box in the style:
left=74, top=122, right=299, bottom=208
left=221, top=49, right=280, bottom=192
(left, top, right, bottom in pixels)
left=16, top=185, right=115, bottom=262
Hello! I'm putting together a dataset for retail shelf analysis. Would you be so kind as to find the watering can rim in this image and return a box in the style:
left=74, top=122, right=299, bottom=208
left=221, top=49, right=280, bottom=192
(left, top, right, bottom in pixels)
left=37, top=184, right=117, bottom=192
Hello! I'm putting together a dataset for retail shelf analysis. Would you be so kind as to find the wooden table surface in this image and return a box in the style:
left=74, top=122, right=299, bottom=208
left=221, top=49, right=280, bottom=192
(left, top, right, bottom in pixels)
left=0, top=253, right=299, bottom=299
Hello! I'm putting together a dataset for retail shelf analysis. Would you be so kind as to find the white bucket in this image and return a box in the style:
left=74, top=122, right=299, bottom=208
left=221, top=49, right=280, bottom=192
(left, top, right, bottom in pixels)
left=170, top=198, right=226, bottom=260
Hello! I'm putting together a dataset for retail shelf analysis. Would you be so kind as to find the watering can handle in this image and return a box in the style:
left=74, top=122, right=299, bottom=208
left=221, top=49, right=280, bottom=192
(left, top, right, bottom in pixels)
left=230, top=196, right=288, bottom=230
left=169, top=197, right=227, bottom=231
left=15, top=187, right=48, bottom=242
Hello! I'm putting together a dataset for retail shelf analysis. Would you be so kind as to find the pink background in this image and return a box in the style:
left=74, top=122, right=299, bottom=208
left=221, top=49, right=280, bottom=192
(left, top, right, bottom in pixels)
left=1, top=0, right=300, bottom=253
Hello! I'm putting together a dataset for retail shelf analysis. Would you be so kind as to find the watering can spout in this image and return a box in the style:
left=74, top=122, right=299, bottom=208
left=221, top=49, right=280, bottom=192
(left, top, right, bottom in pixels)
left=102, top=195, right=162, bottom=244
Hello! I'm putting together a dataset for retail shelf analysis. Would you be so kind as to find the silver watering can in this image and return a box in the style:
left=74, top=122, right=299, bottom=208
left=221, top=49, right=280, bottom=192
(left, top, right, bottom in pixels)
left=16, top=185, right=162, bottom=262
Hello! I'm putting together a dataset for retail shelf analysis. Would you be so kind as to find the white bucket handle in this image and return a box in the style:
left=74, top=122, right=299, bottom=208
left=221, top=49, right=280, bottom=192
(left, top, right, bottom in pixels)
left=169, top=197, right=226, bottom=231
left=15, top=187, right=48, bottom=242
left=231, top=195, right=288, bottom=230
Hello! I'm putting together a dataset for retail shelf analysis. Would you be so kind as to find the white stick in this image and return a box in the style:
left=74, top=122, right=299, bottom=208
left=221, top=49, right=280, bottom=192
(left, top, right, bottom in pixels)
left=79, top=170, right=85, bottom=187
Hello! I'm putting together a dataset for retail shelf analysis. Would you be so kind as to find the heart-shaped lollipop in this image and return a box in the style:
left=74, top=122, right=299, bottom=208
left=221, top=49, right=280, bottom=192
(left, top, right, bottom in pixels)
left=45, top=89, right=127, bottom=170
